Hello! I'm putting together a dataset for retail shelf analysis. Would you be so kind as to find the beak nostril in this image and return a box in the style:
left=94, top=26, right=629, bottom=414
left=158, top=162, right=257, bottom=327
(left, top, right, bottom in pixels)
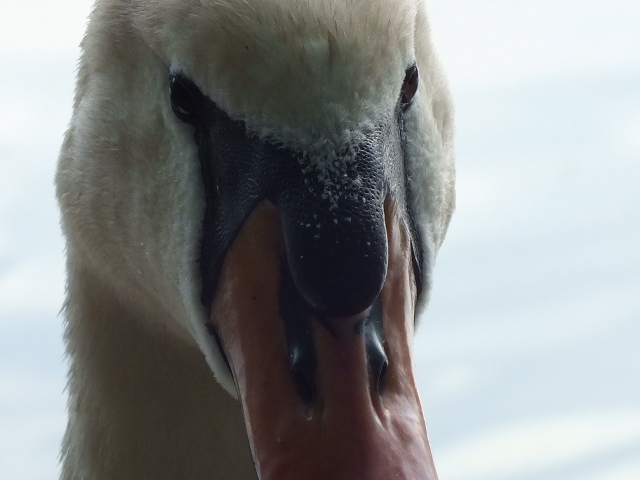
left=374, top=357, right=388, bottom=394
left=365, top=296, right=388, bottom=395
left=280, top=264, right=318, bottom=405
left=290, top=347, right=316, bottom=405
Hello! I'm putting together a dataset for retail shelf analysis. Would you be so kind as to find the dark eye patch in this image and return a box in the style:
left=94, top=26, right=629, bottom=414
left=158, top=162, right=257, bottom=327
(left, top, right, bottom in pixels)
left=401, top=63, right=419, bottom=110
left=170, top=73, right=204, bottom=123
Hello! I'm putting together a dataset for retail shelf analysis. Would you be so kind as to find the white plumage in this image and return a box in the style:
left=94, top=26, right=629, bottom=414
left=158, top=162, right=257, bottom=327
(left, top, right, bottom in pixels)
left=57, top=0, right=454, bottom=478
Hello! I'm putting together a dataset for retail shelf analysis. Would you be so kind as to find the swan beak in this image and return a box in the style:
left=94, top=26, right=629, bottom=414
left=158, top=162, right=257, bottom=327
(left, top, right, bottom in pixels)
left=211, top=200, right=438, bottom=480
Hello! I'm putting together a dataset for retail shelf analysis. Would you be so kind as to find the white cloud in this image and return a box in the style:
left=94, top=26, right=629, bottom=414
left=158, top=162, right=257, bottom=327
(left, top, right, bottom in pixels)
left=419, top=267, right=640, bottom=360
left=0, top=1, right=88, bottom=59
left=0, top=259, right=65, bottom=322
left=427, top=364, right=482, bottom=400
left=429, top=0, right=640, bottom=92
left=581, top=458, right=640, bottom=480
left=435, top=410, right=640, bottom=480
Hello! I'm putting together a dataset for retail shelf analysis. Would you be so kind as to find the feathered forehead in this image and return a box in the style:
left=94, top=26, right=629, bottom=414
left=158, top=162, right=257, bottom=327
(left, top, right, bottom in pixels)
left=130, top=0, right=418, bottom=144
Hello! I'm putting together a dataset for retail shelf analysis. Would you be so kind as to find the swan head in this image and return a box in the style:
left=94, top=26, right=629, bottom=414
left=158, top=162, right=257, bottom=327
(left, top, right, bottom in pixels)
left=57, top=0, right=454, bottom=478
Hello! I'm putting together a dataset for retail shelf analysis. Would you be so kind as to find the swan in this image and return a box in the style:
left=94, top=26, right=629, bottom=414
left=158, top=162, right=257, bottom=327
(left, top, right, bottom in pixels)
left=56, top=0, right=455, bottom=478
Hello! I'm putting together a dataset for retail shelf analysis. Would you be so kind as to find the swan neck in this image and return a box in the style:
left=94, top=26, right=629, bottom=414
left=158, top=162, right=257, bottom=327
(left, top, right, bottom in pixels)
left=60, top=259, right=255, bottom=479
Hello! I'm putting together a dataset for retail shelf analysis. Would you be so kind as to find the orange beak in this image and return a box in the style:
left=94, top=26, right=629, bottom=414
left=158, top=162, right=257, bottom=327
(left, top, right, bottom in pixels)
left=211, top=200, right=438, bottom=480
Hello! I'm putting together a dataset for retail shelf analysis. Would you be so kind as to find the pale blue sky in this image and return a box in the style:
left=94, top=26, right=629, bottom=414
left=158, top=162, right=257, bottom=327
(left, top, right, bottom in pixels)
left=1, top=1, right=639, bottom=479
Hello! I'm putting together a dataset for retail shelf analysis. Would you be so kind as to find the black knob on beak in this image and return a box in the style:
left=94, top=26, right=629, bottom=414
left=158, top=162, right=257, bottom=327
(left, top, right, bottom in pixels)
left=277, top=138, right=388, bottom=318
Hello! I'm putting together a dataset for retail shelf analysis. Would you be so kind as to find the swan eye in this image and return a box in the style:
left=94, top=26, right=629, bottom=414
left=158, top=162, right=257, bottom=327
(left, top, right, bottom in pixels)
left=400, top=63, right=419, bottom=110
left=170, top=74, right=203, bottom=122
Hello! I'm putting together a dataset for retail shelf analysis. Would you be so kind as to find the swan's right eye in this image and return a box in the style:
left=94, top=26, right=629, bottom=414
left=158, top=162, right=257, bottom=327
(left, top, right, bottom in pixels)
left=400, top=63, right=419, bottom=111
left=170, top=74, right=203, bottom=123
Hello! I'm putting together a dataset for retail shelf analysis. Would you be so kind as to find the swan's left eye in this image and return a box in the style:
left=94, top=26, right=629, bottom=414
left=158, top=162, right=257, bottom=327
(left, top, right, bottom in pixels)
left=170, top=74, right=203, bottom=123
left=401, top=63, right=419, bottom=110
